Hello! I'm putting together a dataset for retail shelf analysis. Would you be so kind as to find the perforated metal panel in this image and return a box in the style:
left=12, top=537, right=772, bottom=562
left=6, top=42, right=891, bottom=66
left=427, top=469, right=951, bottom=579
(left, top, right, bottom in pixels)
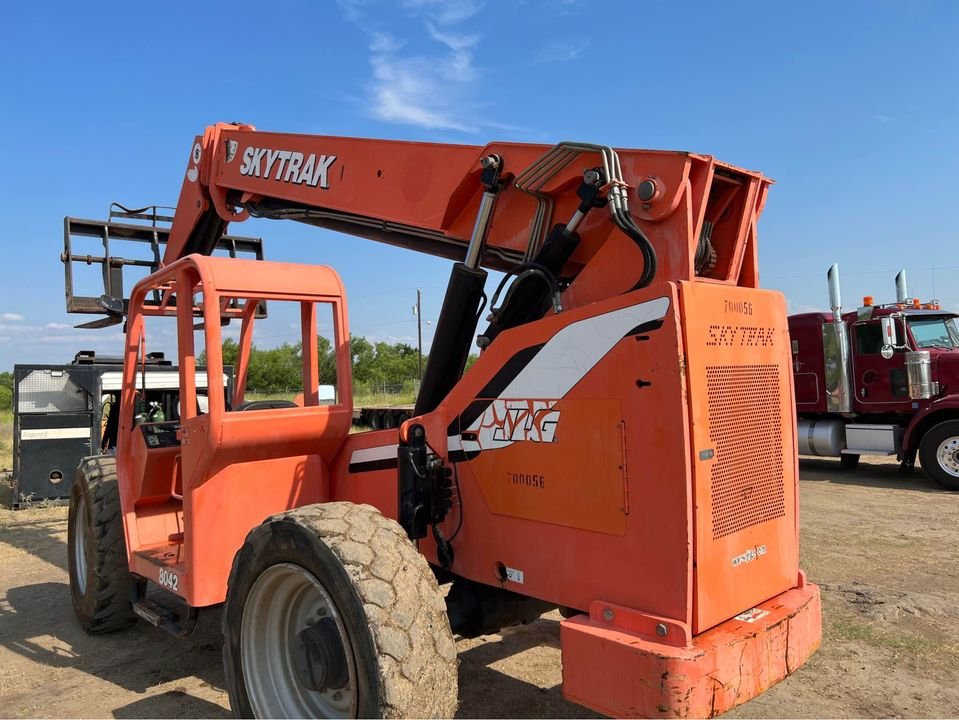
left=707, top=364, right=785, bottom=539
left=17, top=370, right=91, bottom=414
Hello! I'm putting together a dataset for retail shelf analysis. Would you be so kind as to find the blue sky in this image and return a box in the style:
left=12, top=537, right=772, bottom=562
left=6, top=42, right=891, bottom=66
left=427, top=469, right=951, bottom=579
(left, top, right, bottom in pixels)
left=1, top=0, right=958, bottom=370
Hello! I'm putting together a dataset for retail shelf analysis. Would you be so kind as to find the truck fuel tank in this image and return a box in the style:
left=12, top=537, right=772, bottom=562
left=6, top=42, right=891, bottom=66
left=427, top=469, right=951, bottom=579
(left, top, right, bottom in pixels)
left=797, top=418, right=845, bottom=457
left=905, top=350, right=937, bottom=400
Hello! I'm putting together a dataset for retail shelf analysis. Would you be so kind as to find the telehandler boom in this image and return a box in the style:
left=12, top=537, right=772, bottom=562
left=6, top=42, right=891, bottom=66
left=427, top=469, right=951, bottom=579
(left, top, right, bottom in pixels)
left=64, top=122, right=821, bottom=718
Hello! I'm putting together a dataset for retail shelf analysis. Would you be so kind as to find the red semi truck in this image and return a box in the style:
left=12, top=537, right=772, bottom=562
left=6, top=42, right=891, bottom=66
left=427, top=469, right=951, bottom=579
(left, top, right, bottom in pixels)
left=789, top=264, right=959, bottom=490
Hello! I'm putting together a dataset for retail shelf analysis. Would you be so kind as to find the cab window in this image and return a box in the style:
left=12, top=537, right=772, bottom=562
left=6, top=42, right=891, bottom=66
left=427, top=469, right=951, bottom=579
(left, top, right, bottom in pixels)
left=854, top=322, right=884, bottom=355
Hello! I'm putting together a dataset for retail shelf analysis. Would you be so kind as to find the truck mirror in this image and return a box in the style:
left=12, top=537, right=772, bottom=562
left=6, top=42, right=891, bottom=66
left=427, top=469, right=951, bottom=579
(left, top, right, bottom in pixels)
left=880, top=316, right=899, bottom=349
left=881, top=345, right=895, bottom=359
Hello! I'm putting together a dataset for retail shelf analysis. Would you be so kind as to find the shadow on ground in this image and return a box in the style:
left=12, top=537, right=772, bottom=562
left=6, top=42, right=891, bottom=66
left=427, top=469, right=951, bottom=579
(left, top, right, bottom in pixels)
left=0, top=581, right=226, bottom=697
left=799, top=457, right=946, bottom=494
left=455, top=618, right=598, bottom=719
left=112, top=690, right=230, bottom=719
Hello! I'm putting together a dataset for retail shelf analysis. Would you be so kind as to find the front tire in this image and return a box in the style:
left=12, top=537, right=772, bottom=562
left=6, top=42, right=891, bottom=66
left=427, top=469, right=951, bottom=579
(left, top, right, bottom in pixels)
left=223, top=502, right=458, bottom=718
left=67, top=456, right=137, bottom=634
left=919, top=420, right=959, bottom=490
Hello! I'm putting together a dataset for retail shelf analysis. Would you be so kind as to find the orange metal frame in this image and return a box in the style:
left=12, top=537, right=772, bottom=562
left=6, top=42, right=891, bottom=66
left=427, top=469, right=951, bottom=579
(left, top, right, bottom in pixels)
left=118, top=256, right=353, bottom=605
left=113, top=124, right=820, bottom=718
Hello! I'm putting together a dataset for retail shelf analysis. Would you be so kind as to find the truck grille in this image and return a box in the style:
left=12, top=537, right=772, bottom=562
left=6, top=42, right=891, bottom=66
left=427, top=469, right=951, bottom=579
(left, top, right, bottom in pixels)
left=707, top=364, right=785, bottom=539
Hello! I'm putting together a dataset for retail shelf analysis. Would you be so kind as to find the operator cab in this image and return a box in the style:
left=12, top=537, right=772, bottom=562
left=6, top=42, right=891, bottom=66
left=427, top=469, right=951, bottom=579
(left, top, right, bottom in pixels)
left=116, top=255, right=353, bottom=607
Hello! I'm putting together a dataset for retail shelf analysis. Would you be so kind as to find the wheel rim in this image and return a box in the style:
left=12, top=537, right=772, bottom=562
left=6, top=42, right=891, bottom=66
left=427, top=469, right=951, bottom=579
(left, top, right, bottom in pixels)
left=73, top=492, right=88, bottom=595
left=241, top=562, right=358, bottom=718
left=935, top=437, right=959, bottom=477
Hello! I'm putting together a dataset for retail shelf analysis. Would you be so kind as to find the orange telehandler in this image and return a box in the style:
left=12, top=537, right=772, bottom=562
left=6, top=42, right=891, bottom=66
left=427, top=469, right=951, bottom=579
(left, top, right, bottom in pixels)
left=62, top=123, right=821, bottom=718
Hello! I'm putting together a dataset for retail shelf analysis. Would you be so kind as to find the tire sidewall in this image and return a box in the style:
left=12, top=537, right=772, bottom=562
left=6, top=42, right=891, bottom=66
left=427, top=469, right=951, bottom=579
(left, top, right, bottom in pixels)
left=224, top=518, right=384, bottom=718
left=920, top=420, right=959, bottom=490
left=67, top=474, right=97, bottom=625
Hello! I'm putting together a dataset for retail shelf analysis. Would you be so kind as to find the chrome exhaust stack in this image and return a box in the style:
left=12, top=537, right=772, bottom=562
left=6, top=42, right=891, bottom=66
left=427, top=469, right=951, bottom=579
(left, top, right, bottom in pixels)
left=895, top=269, right=908, bottom=304
left=824, top=263, right=853, bottom=413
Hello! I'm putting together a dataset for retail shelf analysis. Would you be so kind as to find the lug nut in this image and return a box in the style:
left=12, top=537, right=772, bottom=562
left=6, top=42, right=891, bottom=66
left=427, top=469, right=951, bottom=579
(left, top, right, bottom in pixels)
left=603, top=608, right=614, bottom=622
left=655, top=623, right=668, bottom=637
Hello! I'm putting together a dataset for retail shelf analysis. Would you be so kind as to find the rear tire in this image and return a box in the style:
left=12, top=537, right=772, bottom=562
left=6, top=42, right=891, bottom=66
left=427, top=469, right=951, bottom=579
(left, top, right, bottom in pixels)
left=223, top=502, right=458, bottom=718
left=918, top=420, right=959, bottom=490
left=839, top=453, right=860, bottom=471
left=67, top=456, right=137, bottom=634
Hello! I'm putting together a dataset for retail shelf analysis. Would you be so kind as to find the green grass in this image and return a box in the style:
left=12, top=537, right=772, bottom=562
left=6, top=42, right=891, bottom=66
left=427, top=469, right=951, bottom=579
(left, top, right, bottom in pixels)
left=0, top=409, right=12, bottom=471
left=353, top=390, right=415, bottom=408
left=244, top=391, right=298, bottom=402
left=829, top=617, right=946, bottom=657
left=245, top=390, right=416, bottom=408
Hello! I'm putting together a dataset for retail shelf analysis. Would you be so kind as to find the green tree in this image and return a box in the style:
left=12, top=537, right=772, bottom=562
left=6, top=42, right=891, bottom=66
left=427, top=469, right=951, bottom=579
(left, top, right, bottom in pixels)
left=317, top=335, right=337, bottom=385
left=350, top=336, right=376, bottom=384
left=0, top=371, right=13, bottom=411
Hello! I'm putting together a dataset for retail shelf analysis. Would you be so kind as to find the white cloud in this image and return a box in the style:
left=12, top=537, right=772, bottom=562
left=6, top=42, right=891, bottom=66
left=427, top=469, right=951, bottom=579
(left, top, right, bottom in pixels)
left=341, top=1, right=490, bottom=132
left=402, top=0, right=483, bottom=26
left=0, top=323, right=34, bottom=333
left=365, top=332, right=418, bottom=346
left=787, top=300, right=824, bottom=315
left=45, top=322, right=72, bottom=330
left=874, top=114, right=892, bottom=124
left=1, top=313, right=24, bottom=321
left=535, top=38, right=589, bottom=64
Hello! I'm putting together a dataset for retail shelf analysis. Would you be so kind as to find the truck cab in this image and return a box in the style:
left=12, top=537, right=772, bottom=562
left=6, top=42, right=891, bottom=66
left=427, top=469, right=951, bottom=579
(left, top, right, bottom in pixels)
left=789, top=265, right=959, bottom=489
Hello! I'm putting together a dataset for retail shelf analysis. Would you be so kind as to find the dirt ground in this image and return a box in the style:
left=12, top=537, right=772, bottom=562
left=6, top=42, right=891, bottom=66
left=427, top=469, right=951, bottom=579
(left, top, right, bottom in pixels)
left=0, top=458, right=957, bottom=719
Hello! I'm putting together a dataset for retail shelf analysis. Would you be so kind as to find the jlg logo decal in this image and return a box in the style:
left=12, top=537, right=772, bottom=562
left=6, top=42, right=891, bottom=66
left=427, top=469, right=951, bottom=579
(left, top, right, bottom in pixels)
left=467, top=400, right=560, bottom=450
left=238, top=147, right=337, bottom=189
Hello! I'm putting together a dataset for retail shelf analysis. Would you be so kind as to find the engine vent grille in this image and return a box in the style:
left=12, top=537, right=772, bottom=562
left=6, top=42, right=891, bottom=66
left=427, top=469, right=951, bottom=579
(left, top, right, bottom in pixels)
left=707, top=364, right=785, bottom=539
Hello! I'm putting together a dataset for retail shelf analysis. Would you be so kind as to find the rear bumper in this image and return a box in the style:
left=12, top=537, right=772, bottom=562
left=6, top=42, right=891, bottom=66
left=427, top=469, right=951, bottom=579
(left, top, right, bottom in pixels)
left=560, top=582, right=822, bottom=718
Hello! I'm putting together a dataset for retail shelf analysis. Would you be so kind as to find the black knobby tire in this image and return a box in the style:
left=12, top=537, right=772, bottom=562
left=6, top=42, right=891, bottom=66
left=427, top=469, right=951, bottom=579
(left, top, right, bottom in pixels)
left=223, top=502, right=458, bottom=718
left=839, top=453, right=860, bottom=471
left=918, top=420, right=959, bottom=490
left=67, top=456, right=137, bottom=634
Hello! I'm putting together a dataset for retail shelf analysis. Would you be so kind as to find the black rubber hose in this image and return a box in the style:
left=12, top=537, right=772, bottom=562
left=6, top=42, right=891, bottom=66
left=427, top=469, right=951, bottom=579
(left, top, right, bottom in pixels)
left=613, top=206, right=657, bottom=290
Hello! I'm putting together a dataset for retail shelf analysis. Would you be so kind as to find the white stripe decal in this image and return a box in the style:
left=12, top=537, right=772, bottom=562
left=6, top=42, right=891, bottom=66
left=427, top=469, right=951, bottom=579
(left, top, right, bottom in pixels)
left=497, top=296, right=669, bottom=400
left=21, top=427, right=90, bottom=441
left=352, top=299, right=670, bottom=463
left=462, top=297, right=670, bottom=451
left=349, top=444, right=398, bottom=465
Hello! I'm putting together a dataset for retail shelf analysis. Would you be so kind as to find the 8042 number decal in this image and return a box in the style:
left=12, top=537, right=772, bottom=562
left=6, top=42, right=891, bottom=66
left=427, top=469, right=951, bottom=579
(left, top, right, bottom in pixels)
left=158, top=568, right=179, bottom=592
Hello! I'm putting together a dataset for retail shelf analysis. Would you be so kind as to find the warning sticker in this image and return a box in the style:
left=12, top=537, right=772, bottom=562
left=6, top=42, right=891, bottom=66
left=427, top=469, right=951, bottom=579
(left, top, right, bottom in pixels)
left=734, top=607, right=770, bottom=624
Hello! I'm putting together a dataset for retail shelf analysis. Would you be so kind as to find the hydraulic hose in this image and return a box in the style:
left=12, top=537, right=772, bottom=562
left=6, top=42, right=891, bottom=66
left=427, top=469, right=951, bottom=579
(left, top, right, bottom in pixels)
left=612, top=206, right=657, bottom=290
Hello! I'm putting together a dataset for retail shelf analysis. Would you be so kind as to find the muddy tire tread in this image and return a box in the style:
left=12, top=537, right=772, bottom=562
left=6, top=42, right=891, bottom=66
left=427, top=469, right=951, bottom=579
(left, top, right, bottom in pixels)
left=223, top=501, right=457, bottom=718
left=69, top=455, right=137, bottom=634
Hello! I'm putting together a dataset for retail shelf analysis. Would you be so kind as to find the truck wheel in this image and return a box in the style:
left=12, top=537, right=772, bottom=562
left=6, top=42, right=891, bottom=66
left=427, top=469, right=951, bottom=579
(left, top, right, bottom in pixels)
left=839, top=453, right=860, bottom=471
left=67, top=456, right=137, bottom=634
left=918, top=420, right=959, bottom=490
left=223, top=502, right=458, bottom=718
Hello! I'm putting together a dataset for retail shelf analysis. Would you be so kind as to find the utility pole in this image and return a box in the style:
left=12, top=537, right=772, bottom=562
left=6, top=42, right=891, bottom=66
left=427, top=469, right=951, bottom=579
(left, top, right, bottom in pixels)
left=415, top=289, right=423, bottom=381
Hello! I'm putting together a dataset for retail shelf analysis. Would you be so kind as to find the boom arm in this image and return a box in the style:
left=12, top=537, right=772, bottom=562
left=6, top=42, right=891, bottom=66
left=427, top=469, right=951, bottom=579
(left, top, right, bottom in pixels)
left=164, top=123, right=771, bottom=309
